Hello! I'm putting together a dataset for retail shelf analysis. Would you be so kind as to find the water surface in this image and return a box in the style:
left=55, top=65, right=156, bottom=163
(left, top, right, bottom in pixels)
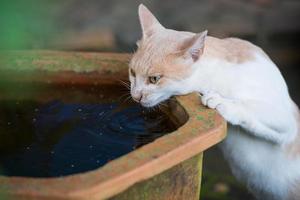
left=0, top=83, right=178, bottom=177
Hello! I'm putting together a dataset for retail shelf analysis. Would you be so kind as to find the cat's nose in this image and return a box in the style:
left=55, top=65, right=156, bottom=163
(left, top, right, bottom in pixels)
left=132, top=94, right=142, bottom=103
left=131, top=88, right=143, bottom=103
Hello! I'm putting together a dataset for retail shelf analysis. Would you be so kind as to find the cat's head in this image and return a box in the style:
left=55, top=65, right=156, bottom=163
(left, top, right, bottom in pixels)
left=129, top=4, right=207, bottom=107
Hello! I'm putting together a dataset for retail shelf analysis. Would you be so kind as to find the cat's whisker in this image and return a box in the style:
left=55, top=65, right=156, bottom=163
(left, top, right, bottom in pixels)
left=120, top=79, right=130, bottom=85
left=119, top=80, right=130, bottom=87
left=159, top=103, right=166, bottom=109
left=121, top=85, right=130, bottom=90
left=160, top=102, right=168, bottom=108
left=157, top=104, right=163, bottom=112
left=120, top=88, right=130, bottom=93
left=123, top=95, right=133, bottom=104
left=150, top=105, right=159, bottom=112
left=119, top=93, right=131, bottom=101
left=145, top=106, right=153, bottom=112
left=118, top=79, right=131, bottom=90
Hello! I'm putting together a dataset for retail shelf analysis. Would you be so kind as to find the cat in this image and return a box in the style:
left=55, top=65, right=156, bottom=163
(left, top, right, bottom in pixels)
left=128, top=4, right=300, bottom=200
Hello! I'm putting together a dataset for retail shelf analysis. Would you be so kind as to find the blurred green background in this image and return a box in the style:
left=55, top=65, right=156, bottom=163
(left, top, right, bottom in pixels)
left=0, top=1, right=299, bottom=199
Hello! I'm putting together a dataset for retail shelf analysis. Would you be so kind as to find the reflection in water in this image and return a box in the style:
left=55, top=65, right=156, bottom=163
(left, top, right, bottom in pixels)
left=0, top=84, right=178, bottom=177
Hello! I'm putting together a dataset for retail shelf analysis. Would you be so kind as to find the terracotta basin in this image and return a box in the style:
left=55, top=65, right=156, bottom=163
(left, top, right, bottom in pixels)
left=0, top=51, right=226, bottom=200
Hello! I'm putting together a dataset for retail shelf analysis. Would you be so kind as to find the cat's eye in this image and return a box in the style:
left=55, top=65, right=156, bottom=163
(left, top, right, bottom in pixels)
left=148, top=75, right=161, bottom=84
left=130, top=68, right=136, bottom=77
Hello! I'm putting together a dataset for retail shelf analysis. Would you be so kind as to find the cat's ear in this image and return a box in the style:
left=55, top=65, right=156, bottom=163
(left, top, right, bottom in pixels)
left=181, top=30, right=207, bottom=62
left=138, top=4, right=164, bottom=39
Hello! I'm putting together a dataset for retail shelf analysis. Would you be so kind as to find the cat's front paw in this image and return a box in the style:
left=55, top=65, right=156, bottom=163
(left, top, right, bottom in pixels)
left=200, top=91, right=223, bottom=109
left=200, top=91, right=240, bottom=125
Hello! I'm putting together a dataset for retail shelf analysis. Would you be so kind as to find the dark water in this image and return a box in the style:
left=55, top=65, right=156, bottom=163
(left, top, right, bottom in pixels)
left=0, top=83, right=178, bottom=177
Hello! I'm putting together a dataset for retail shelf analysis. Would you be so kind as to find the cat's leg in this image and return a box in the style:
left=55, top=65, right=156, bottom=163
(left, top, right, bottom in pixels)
left=200, top=91, right=296, bottom=144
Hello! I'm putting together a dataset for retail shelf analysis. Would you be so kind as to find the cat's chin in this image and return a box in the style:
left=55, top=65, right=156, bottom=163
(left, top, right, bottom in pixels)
left=140, top=101, right=159, bottom=108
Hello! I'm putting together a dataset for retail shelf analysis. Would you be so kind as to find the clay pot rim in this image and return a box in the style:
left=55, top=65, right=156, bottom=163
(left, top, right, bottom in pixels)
left=0, top=51, right=226, bottom=199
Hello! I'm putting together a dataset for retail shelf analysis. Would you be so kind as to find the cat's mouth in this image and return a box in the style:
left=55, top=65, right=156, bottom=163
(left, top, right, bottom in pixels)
left=140, top=95, right=168, bottom=108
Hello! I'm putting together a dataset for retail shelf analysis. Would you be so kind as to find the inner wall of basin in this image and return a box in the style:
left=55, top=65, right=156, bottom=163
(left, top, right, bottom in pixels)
left=0, top=77, right=185, bottom=178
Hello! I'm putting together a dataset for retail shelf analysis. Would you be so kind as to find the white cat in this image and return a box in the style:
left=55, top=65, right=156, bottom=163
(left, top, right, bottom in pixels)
left=129, top=4, right=300, bottom=200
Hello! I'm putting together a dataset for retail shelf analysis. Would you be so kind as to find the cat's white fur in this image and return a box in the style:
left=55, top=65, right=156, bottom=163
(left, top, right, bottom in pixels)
left=130, top=5, right=300, bottom=200
left=196, top=52, right=300, bottom=200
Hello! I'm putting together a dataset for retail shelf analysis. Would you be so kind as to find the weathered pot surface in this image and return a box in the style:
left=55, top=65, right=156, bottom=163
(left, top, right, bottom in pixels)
left=0, top=51, right=226, bottom=200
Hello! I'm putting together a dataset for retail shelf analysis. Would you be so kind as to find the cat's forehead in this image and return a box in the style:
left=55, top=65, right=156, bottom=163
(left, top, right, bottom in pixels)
left=129, top=29, right=196, bottom=78
left=131, top=32, right=189, bottom=74
left=130, top=47, right=191, bottom=80
left=131, top=42, right=170, bottom=72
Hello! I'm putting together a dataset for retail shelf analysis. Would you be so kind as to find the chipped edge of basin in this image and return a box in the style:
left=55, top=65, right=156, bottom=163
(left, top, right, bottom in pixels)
left=0, top=51, right=227, bottom=200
